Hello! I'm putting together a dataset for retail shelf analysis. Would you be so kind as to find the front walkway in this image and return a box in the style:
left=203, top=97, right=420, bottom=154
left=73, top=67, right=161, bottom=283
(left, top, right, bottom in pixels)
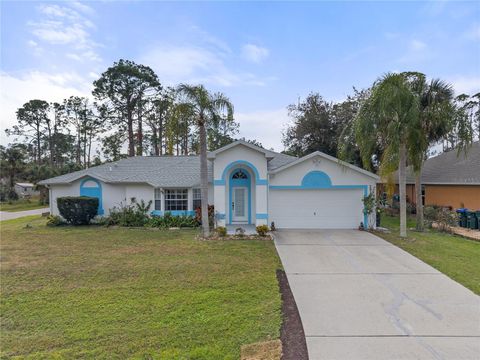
left=226, top=224, right=256, bottom=235
left=274, top=229, right=480, bottom=359
left=0, top=208, right=49, bottom=221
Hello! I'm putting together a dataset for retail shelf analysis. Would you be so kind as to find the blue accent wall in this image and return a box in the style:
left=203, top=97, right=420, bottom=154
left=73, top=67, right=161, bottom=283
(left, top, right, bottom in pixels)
left=80, top=178, right=104, bottom=215
left=151, top=210, right=195, bottom=217
left=301, top=171, right=332, bottom=188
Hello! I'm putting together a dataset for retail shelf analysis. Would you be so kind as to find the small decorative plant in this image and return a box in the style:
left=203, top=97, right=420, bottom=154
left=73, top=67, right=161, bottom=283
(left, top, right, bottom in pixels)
left=46, top=215, right=64, bottom=227
left=216, top=226, right=227, bottom=237
left=256, top=225, right=269, bottom=237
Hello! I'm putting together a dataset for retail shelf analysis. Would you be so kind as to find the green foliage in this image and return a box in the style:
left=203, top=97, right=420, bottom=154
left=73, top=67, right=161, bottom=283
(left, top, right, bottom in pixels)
left=216, top=226, right=227, bottom=237
left=362, top=192, right=376, bottom=215
left=46, top=215, right=64, bottom=227
left=256, top=225, right=269, bottom=237
left=424, top=205, right=457, bottom=232
left=57, top=196, right=99, bottom=225
left=145, top=213, right=199, bottom=229
left=107, top=199, right=152, bottom=227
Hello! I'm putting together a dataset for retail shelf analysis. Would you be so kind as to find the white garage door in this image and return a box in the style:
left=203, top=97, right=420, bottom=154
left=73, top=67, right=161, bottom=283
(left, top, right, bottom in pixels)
left=269, top=188, right=364, bottom=229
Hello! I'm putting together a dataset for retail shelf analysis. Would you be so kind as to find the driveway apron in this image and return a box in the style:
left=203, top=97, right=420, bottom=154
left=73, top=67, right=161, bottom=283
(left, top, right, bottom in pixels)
left=274, top=229, right=480, bottom=360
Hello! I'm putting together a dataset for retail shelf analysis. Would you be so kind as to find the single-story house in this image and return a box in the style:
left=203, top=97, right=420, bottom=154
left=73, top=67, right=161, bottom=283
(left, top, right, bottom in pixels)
left=39, top=140, right=379, bottom=229
left=14, top=182, right=38, bottom=197
left=379, top=141, right=480, bottom=210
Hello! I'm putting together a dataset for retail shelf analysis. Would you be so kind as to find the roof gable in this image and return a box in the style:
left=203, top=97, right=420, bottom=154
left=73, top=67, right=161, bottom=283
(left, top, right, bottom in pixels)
left=270, top=151, right=380, bottom=180
left=207, top=140, right=275, bottom=159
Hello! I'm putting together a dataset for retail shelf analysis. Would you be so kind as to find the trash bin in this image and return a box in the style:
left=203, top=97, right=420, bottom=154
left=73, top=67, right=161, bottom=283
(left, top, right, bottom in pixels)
left=456, top=208, right=468, bottom=227
left=466, top=211, right=478, bottom=230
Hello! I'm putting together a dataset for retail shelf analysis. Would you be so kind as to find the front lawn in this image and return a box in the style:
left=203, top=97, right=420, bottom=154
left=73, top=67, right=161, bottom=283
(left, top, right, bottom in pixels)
left=375, top=215, right=480, bottom=295
left=0, top=196, right=46, bottom=212
left=0, top=216, right=282, bottom=359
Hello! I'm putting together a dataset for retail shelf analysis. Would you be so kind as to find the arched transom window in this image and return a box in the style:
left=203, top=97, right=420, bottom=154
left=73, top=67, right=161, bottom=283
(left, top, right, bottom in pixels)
left=231, top=169, right=248, bottom=179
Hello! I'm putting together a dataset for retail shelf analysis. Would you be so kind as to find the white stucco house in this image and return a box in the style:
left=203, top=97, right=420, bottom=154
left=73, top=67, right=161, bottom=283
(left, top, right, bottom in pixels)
left=39, top=140, right=379, bottom=229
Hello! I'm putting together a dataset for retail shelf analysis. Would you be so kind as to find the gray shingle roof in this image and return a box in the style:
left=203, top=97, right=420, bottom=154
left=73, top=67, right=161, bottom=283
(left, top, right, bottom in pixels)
left=38, top=149, right=298, bottom=187
left=400, top=141, right=480, bottom=185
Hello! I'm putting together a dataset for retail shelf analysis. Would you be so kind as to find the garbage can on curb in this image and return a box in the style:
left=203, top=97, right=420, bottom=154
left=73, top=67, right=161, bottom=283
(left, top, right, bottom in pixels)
left=456, top=208, right=468, bottom=227
left=466, top=211, right=478, bottom=230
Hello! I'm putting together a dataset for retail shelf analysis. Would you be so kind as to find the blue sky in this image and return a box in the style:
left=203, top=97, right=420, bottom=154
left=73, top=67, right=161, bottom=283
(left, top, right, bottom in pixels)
left=1, top=0, right=479, bottom=150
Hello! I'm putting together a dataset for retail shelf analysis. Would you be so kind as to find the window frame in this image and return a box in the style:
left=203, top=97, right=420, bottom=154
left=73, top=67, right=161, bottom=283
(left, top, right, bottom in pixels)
left=164, top=189, right=188, bottom=211
left=154, top=188, right=162, bottom=210
left=193, top=188, right=202, bottom=210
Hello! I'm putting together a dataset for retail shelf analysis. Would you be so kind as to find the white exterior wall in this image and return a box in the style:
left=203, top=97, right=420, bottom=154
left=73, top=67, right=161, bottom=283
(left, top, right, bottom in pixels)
left=212, top=144, right=268, bottom=227
left=125, top=184, right=155, bottom=208
left=269, top=155, right=376, bottom=187
left=268, top=154, right=377, bottom=229
left=49, top=179, right=127, bottom=216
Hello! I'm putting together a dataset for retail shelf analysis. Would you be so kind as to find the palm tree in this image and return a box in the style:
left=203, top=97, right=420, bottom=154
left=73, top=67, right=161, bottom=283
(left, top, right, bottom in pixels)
left=177, top=84, right=234, bottom=237
left=403, top=73, right=456, bottom=231
left=356, top=73, right=420, bottom=237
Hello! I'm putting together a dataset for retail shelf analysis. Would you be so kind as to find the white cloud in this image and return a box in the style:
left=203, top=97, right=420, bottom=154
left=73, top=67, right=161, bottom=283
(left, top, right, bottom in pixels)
left=28, top=3, right=101, bottom=62
left=398, top=38, right=430, bottom=64
left=0, top=71, right=92, bottom=144
left=449, top=76, right=480, bottom=95
left=235, top=108, right=289, bottom=151
left=140, top=45, right=270, bottom=87
left=241, top=44, right=269, bottom=63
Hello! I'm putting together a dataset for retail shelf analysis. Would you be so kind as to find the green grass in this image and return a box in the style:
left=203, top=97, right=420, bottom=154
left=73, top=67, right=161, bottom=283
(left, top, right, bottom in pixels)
left=0, top=196, right=46, bottom=212
left=375, top=215, right=480, bottom=295
left=1, top=216, right=282, bottom=359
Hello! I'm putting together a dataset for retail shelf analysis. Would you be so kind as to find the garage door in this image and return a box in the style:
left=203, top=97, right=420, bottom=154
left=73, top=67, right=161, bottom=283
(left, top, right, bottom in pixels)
left=269, top=188, right=364, bottom=229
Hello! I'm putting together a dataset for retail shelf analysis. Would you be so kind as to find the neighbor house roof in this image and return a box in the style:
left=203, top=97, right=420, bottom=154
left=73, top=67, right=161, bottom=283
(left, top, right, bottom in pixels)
left=15, top=182, right=34, bottom=187
left=38, top=141, right=298, bottom=187
left=386, top=141, right=480, bottom=185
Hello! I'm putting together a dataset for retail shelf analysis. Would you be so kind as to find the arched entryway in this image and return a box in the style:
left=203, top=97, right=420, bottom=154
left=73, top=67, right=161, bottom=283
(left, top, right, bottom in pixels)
left=80, top=178, right=104, bottom=215
left=229, top=168, right=251, bottom=224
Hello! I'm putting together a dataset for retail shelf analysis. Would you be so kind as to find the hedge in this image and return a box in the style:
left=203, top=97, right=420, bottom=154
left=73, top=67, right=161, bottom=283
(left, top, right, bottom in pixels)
left=57, top=196, right=99, bottom=225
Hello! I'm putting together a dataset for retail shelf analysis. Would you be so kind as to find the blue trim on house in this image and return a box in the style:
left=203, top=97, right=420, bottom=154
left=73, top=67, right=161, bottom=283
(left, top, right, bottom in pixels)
left=150, top=210, right=195, bottom=217
left=229, top=169, right=251, bottom=224
left=256, top=213, right=268, bottom=219
left=79, top=177, right=104, bottom=215
left=216, top=160, right=268, bottom=185
left=217, top=213, right=226, bottom=220
left=301, top=171, right=332, bottom=188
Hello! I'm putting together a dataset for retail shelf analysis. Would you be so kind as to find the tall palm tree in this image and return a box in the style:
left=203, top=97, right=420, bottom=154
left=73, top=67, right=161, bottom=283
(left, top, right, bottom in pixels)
left=404, top=73, right=456, bottom=231
left=177, top=84, right=234, bottom=237
left=356, top=73, right=420, bottom=237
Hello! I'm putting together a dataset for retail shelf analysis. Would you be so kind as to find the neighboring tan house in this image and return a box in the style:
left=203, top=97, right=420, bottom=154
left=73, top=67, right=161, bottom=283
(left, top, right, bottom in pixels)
left=380, top=141, right=480, bottom=210
left=39, top=140, right=379, bottom=229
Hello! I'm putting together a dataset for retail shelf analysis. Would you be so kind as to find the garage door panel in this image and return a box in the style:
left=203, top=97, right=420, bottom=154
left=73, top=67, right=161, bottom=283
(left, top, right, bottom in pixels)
left=269, top=189, right=363, bottom=229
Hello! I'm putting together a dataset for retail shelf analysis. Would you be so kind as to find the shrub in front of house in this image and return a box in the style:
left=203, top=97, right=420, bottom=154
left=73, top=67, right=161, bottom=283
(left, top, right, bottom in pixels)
left=145, top=212, right=199, bottom=228
left=194, top=204, right=215, bottom=227
left=46, top=215, right=64, bottom=227
left=57, top=196, right=99, bottom=225
left=256, top=225, right=269, bottom=236
left=216, top=226, right=227, bottom=237
left=107, top=199, right=152, bottom=227
left=424, top=205, right=457, bottom=232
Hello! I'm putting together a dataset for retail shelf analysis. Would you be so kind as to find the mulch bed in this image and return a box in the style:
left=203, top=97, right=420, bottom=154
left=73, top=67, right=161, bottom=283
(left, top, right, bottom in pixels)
left=277, top=269, right=309, bottom=360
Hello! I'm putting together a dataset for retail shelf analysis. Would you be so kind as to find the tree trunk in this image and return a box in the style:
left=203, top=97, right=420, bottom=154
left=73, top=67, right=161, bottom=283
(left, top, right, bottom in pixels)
left=127, top=108, right=135, bottom=157
left=159, top=119, right=163, bottom=155
left=399, top=142, right=407, bottom=238
left=36, top=122, right=41, bottom=164
left=137, top=104, right=143, bottom=156
left=199, top=118, right=210, bottom=237
left=415, top=166, right=424, bottom=231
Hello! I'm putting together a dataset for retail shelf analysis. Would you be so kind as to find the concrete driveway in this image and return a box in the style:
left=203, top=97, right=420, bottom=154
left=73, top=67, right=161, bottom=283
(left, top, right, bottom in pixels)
left=274, top=230, right=480, bottom=360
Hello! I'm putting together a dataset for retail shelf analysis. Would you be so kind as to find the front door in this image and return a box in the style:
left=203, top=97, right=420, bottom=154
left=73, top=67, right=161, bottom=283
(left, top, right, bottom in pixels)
left=232, top=187, right=248, bottom=222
